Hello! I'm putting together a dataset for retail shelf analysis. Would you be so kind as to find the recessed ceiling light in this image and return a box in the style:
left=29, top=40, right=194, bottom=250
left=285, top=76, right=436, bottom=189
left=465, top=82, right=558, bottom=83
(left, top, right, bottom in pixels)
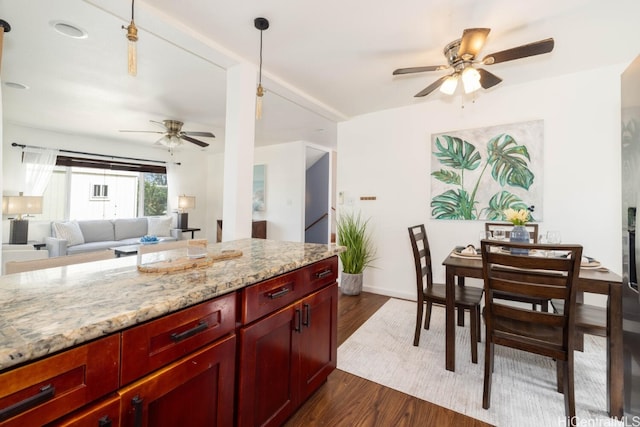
left=50, top=20, right=88, bottom=39
left=4, top=82, right=29, bottom=90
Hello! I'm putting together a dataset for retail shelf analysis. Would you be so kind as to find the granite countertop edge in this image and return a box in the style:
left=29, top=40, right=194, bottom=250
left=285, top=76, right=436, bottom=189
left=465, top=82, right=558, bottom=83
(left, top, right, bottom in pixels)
left=0, top=239, right=345, bottom=372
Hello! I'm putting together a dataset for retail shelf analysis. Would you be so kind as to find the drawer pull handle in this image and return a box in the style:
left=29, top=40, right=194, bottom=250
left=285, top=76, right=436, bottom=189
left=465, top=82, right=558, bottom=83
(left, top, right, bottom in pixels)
left=132, top=395, right=144, bottom=427
left=267, top=287, right=290, bottom=299
left=294, top=308, right=302, bottom=333
left=98, top=416, right=113, bottom=427
left=170, top=320, right=209, bottom=343
left=303, top=303, right=311, bottom=327
left=0, top=383, right=55, bottom=422
left=315, top=269, right=332, bottom=279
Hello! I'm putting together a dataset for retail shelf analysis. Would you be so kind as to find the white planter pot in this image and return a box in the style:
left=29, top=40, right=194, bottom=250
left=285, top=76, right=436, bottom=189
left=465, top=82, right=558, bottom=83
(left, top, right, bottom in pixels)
left=340, top=272, right=363, bottom=295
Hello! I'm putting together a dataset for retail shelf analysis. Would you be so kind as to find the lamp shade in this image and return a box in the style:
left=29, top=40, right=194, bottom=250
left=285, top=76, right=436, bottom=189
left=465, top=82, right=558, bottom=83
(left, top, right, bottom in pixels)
left=157, top=134, right=182, bottom=148
left=2, top=195, right=43, bottom=216
left=439, top=74, right=458, bottom=95
left=178, top=195, right=196, bottom=211
left=461, top=67, right=481, bottom=94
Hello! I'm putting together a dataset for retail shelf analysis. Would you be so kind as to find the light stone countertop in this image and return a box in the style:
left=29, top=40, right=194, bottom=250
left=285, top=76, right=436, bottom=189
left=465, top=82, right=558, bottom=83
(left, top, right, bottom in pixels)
left=0, top=239, right=344, bottom=372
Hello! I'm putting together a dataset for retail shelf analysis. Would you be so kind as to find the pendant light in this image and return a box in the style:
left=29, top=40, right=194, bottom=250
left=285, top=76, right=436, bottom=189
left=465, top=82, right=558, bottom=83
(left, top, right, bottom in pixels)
left=254, top=17, right=269, bottom=120
left=0, top=20, right=11, bottom=74
left=122, top=0, right=138, bottom=76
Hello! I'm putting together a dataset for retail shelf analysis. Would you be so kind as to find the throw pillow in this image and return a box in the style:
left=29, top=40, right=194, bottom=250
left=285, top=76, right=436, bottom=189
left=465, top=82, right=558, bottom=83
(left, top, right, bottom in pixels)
left=53, top=221, right=85, bottom=247
left=147, top=216, right=172, bottom=237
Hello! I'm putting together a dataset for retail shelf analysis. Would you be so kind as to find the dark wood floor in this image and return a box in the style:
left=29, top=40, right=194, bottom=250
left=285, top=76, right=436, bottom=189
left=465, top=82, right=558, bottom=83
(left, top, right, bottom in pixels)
left=284, top=292, right=492, bottom=427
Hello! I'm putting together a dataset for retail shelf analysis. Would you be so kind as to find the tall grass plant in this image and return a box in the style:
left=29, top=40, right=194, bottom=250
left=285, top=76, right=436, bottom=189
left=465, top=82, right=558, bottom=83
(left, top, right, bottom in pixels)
left=336, top=212, right=376, bottom=274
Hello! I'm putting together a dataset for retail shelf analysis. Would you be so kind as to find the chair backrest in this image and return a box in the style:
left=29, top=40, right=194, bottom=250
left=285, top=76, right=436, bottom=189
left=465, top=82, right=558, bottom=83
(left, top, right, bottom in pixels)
left=5, top=250, right=114, bottom=274
left=480, top=240, right=582, bottom=360
left=408, top=224, right=433, bottom=292
left=485, top=222, right=539, bottom=243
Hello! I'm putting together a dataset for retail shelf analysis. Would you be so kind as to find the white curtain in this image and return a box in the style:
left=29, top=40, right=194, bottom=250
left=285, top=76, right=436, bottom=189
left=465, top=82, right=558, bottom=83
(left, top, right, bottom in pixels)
left=23, top=148, right=58, bottom=196
left=165, top=160, right=177, bottom=215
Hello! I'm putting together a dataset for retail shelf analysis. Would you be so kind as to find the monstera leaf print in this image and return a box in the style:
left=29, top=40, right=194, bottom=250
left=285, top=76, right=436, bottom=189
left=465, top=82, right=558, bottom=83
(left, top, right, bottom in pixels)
left=431, top=131, right=536, bottom=220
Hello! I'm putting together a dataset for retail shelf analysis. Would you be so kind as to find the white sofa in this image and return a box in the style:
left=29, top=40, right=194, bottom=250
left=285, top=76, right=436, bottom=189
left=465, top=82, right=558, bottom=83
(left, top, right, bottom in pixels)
left=45, top=217, right=179, bottom=257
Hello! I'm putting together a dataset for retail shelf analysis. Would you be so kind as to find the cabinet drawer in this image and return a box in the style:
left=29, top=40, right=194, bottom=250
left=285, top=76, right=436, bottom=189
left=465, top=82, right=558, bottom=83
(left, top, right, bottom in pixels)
left=241, top=269, right=301, bottom=324
left=47, top=394, right=120, bottom=427
left=0, top=335, right=119, bottom=427
left=120, top=292, right=236, bottom=385
left=302, top=256, right=338, bottom=292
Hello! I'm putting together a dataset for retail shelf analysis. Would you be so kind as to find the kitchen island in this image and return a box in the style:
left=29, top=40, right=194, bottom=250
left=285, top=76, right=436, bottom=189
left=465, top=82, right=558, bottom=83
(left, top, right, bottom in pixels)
left=0, top=238, right=343, bottom=426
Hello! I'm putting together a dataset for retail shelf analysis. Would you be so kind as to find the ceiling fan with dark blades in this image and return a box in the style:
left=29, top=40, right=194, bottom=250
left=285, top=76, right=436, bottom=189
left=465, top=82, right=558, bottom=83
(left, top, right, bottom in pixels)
left=392, top=28, right=554, bottom=98
left=119, top=119, right=215, bottom=148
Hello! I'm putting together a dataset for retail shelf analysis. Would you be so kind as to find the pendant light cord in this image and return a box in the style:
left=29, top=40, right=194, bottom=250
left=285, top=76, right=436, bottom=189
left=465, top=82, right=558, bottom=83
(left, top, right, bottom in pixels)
left=258, top=29, right=263, bottom=85
left=131, top=0, right=135, bottom=21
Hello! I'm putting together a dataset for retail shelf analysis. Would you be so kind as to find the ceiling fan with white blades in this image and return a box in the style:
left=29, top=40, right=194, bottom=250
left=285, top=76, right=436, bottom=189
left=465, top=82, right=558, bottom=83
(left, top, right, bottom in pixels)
left=119, top=119, right=215, bottom=149
left=392, top=28, right=554, bottom=98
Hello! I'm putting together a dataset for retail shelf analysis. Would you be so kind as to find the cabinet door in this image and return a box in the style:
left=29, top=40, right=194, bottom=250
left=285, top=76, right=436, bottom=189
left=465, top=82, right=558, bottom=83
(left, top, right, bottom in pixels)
left=237, top=305, right=299, bottom=427
left=118, top=334, right=235, bottom=427
left=298, top=283, right=338, bottom=402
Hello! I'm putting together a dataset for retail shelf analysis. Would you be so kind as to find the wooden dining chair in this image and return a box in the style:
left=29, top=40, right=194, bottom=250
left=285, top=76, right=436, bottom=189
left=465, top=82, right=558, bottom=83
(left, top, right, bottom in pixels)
left=5, top=250, right=115, bottom=274
left=480, top=240, right=582, bottom=425
left=551, top=295, right=607, bottom=353
left=484, top=222, right=550, bottom=312
left=408, top=224, right=483, bottom=363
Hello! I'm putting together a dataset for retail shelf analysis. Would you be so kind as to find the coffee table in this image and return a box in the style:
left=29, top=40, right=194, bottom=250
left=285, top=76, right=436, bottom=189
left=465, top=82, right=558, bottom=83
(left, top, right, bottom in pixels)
left=113, top=244, right=140, bottom=257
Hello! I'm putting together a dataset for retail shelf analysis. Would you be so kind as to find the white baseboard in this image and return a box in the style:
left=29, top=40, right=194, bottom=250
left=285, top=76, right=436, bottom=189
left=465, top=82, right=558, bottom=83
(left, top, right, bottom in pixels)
left=337, top=284, right=416, bottom=302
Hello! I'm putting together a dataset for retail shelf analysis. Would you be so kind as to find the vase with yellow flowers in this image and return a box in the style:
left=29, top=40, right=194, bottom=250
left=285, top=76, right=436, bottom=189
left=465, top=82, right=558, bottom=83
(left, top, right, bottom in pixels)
left=504, top=208, right=531, bottom=254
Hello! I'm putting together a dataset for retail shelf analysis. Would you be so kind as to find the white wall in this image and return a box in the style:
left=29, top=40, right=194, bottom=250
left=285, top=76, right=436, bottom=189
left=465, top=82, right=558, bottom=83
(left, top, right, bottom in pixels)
left=2, top=124, right=209, bottom=239
left=207, top=141, right=312, bottom=243
left=252, top=142, right=306, bottom=242
left=206, top=152, right=225, bottom=243
left=337, top=64, right=626, bottom=306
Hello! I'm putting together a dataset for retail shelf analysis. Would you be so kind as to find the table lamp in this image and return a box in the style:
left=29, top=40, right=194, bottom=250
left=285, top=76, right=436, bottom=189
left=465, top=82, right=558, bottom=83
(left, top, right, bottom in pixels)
left=2, top=193, right=43, bottom=244
left=177, top=195, right=195, bottom=229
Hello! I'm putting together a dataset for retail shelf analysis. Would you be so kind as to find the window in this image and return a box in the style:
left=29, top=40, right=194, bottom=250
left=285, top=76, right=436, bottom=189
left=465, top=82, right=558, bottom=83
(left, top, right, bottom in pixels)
left=38, top=158, right=167, bottom=221
left=91, top=184, right=109, bottom=199
left=143, top=173, right=168, bottom=216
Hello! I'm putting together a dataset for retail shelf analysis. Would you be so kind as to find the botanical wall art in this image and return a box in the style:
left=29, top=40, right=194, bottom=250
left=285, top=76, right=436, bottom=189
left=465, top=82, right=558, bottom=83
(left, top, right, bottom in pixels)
left=430, top=120, right=543, bottom=221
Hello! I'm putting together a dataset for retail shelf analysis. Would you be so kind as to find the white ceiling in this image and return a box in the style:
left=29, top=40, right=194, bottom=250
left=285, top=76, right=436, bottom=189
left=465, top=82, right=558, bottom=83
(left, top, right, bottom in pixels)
left=2, top=0, right=640, bottom=155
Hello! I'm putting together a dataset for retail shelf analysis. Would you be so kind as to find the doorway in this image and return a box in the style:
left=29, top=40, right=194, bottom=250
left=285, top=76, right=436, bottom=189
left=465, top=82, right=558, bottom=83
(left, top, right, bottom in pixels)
left=304, top=146, right=331, bottom=244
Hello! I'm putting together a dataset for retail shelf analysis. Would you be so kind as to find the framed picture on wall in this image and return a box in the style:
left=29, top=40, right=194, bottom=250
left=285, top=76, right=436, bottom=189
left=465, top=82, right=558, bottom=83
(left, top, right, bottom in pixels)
left=253, top=164, right=266, bottom=212
left=430, top=120, right=544, bottom=221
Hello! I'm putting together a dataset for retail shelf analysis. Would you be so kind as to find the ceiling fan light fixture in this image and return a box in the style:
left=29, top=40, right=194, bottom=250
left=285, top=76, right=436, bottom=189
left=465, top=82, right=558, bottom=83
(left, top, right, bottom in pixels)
left=157, top=134, right=181, bottom=148
left=439, top=74, right=458, bottom=95
left=462, top=66, right=481, bottom=94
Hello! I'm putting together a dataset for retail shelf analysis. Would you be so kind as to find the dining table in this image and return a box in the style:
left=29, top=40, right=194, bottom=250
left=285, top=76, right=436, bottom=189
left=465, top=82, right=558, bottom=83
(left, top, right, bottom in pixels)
left=442, top=250, right=623, bottom=419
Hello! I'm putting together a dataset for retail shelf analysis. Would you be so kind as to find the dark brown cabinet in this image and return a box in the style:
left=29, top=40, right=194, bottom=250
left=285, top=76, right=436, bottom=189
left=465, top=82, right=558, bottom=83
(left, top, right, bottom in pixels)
left=297, top=285, right=338, bottom=403
left=118, top=334, right=236, bottom=427
left=0, top=256, right=338, bottom=427
left=237, top=257, right=338, bottom=427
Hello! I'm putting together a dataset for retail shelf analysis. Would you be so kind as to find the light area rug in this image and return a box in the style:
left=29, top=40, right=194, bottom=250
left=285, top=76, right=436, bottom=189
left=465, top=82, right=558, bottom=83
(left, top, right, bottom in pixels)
left=337, top=298, right=623, bottom=427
